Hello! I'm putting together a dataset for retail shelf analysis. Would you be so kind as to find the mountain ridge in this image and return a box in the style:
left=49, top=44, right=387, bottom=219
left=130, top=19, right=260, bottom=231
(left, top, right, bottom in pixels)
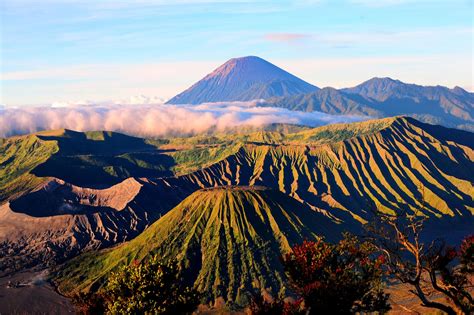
left=54, top=187, right=342, bottom=305
left=262, top=77, right=474, bottom=131
left=165, top=55, right=473, bottom=130
left=52, top=117, right=474, bottom=304
left=1, top=117, right=472, bottom=276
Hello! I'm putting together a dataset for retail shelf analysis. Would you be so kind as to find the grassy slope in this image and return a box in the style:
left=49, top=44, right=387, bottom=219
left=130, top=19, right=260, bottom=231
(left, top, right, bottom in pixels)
left=174, top=117, right=473, bottom=222
left=3, top=117, right=471, bottom=220
left=0, top=117, right=400, bottom=196
left=50, top=116, right=473, bottom=305
left=55, top=187, right=341, bottom=305
left=0, top=135, right=58, bottom=202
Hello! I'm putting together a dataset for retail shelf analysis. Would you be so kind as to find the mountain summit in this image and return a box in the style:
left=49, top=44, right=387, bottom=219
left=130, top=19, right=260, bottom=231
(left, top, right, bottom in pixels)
left=166, top=56, right=318, bottom=104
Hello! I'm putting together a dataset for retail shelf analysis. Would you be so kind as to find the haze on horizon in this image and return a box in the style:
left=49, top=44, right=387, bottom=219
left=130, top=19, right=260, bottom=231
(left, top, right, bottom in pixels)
left=1, top=0, right=473, bottom=106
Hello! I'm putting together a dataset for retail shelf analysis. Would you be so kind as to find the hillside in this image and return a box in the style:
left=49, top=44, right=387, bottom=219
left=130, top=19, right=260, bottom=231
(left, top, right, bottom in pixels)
left=54, top=115, right=474, bottom=303
left=262, top=77, right=474, bottom=131
left=0, top=134, right=58, bottom=202
left=1, top=117, right=473, bottom=277
left=173, top=117, right=473, bottom=223
left=166, top=56, right=318, bottom=104
left=54, top=187, right=341, bottom=305
left=260, top=87, right=380, bottom=116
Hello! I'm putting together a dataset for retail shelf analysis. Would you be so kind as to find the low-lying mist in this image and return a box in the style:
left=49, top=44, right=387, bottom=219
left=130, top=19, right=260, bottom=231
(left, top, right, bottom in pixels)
left=0, top=101, right=368, bottom=138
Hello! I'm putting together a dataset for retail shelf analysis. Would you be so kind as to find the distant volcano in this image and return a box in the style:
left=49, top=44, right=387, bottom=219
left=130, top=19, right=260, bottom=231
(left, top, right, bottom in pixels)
left=166, top=56, right=318, bottom=104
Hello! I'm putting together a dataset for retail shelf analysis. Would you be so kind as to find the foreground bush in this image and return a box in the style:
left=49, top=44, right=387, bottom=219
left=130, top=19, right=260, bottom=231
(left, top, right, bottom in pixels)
left=73, top=255, right=200, bottom=314
left=251, top=234, right=390, bottom=314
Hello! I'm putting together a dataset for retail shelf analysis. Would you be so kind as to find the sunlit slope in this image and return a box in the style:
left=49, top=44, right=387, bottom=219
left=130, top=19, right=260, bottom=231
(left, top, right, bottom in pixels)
left=56, top=187, right=340, bottom=304
left=175, top=117, right=473, bottom=222
left=3, top=117, right=473, bottom=275
left=167, top=56, right=318, bottom=104
left=0, top=134, right=58, bottom=202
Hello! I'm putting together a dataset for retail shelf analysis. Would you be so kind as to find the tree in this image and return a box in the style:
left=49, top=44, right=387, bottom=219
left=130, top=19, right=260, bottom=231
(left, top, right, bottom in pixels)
left=248, top=294, right=305, bottom=315
left=280, top=234, right=390, bottom=314
left=367, top=209, right=474, bottom=315
left=71, top=291, right=107, bottom=315
left=104, top=255, right=200, bottom=315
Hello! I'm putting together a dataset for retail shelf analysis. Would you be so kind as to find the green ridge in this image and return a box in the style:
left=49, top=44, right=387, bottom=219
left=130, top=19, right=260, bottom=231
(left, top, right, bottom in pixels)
left=0, top=134, right=58, bottom=202
left=54, top=187, right=341, bottom=305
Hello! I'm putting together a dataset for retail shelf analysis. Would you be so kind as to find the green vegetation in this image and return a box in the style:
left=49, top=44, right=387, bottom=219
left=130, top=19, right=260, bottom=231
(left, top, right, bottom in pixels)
left=0, top=117, right=401, bottom=198
left=74, top=256, right=200, bottom=315
left=0, top=116, right=471, bottom=311
left=167, top=142, right=241, bottom=174
left=54, top=187, right=341, bottom=306
left=0, top=135, right=58, bottom=201
left=283, top=117, right=395, bottom=145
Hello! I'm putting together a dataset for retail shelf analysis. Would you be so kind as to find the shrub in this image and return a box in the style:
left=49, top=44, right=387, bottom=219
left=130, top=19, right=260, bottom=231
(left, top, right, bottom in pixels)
left=104, top=255, right=200, bottom=314
left=251, top=234, right=390, bottom=314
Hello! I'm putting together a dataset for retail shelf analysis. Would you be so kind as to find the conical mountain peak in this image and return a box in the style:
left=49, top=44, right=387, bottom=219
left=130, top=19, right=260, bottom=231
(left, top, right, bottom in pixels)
left=167, top=56, right=318, bottom=104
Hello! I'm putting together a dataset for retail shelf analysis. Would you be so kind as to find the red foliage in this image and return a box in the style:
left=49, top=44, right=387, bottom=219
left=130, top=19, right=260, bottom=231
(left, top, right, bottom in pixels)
left=283, top=234, right=390, bottom=314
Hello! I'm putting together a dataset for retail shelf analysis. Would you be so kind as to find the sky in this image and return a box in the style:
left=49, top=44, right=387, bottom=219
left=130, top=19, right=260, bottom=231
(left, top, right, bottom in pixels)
left=0, top=0, right=472, bottom=106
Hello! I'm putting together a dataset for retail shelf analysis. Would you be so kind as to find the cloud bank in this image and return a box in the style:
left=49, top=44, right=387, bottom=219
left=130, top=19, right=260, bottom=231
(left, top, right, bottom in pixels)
left=0, top=101, right=368, bottom=138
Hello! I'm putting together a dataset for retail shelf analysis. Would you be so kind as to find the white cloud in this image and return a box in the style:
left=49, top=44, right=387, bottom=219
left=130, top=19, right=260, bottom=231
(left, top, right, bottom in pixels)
left=0, top=102, right=367, bottom=138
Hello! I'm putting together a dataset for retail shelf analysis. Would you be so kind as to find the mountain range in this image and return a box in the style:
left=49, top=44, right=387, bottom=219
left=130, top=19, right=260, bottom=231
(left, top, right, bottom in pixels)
left=1, top=116, right=472, bottom=307
left=1, top=56, right=473, bottom=311
left=167, top=56, right=474, bottom=131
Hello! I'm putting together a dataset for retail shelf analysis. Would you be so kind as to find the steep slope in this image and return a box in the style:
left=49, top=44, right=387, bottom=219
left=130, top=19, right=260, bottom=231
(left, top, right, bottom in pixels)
left=262, top=78, right=474, bottom=131
left=2, top=117, right=473, bottom=276
left=172, top=117, right=473, bottom=224
left=55, top=187, right=341, bottom=305
left=166, top=56, right=318, bottom=104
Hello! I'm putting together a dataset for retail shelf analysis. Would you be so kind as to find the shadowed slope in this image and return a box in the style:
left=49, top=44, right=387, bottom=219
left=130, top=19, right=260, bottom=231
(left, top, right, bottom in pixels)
left=55, top=187, right=341, bottom=305
left=33, top=130, right=175, bottom=187
left=0, top=129, right=175, bottom=201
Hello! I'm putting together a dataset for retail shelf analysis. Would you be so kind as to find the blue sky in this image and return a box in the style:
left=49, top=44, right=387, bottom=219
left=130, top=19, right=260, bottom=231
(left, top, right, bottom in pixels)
left=1, top=0, right=472, bottom=105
